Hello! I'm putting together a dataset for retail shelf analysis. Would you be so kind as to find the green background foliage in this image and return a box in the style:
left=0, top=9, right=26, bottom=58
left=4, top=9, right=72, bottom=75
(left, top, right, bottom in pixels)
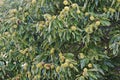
left=0, top=0, right=120, bottom=80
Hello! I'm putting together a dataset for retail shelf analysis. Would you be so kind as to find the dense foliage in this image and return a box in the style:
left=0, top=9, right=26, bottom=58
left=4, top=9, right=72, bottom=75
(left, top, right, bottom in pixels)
left=0, top=0, right=120, bottom=80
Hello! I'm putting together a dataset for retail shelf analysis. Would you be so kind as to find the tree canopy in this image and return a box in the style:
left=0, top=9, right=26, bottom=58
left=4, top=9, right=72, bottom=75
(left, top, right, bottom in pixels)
left=0, top=0, right=120, bottom=80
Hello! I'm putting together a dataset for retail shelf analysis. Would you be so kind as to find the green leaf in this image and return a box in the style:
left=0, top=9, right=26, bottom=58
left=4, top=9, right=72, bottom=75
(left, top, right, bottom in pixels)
left=89, top=72, right=98, bottom=80
left=80, top=59, right=89, bottom=69
left=100, top=20, right=111, bottom=26
left=64, top=53, right=74, bottom=58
